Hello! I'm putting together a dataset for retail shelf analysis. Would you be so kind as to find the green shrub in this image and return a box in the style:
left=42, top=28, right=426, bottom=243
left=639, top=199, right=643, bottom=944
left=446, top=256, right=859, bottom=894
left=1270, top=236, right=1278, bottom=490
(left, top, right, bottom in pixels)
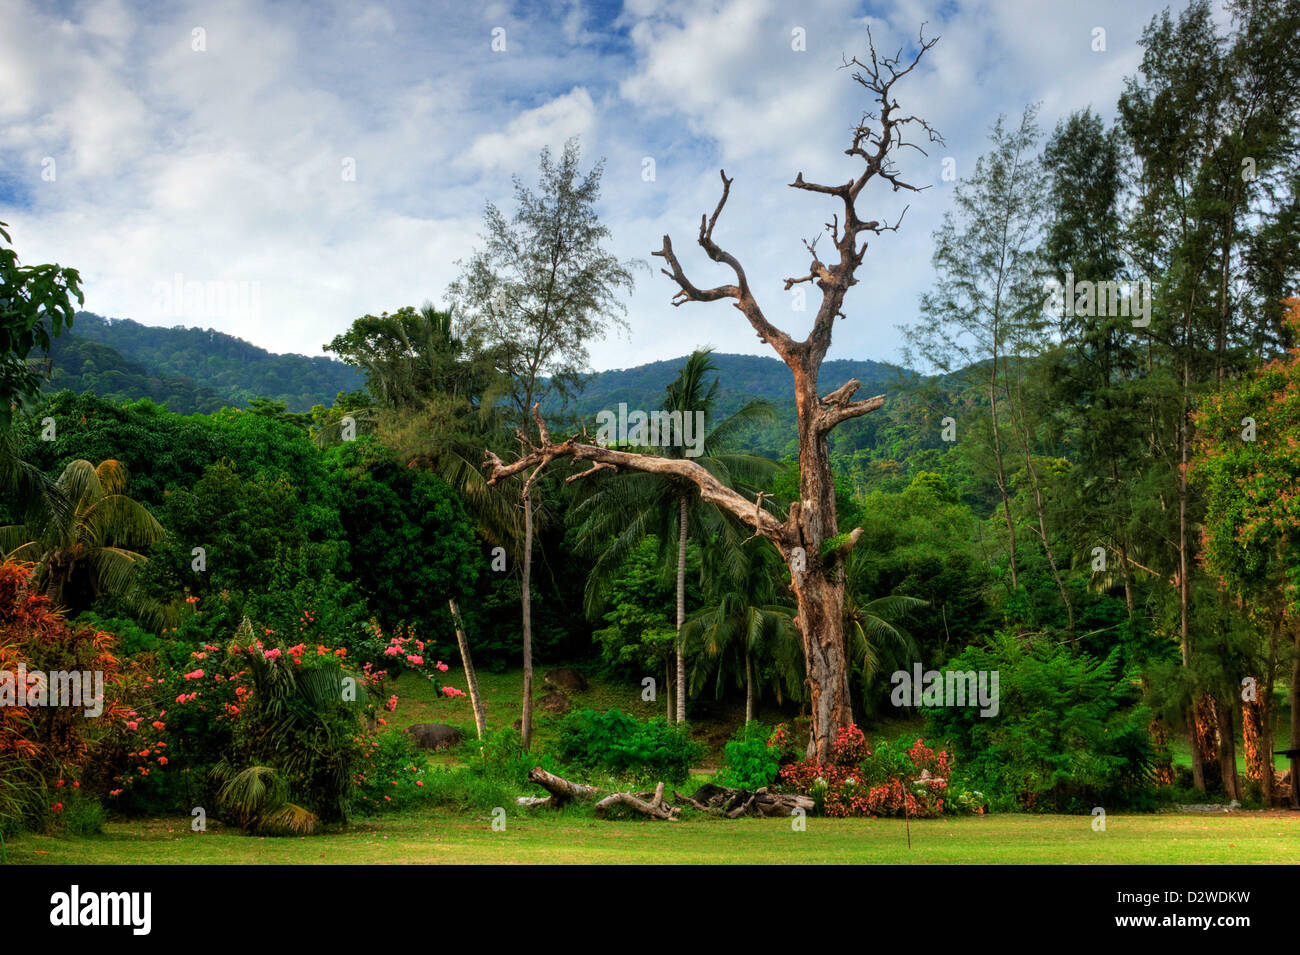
left=553, top=709, right=702, bottom=783
left=715, top=722, right=781, bottom=790
left=924, top=631, right=1155, bottom=811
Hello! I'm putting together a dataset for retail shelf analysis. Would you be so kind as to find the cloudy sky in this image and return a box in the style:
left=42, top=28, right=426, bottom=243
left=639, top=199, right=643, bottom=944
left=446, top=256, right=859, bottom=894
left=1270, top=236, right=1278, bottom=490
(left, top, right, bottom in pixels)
left=0, top=0, right=1220, bottom=372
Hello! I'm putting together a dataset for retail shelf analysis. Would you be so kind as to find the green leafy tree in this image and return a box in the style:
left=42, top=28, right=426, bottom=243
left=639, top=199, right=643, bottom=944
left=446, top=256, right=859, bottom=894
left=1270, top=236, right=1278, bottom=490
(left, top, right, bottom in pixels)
left=0, top=221, right=83, bottom=427
left=1192, top=298, right=1300, bottom=804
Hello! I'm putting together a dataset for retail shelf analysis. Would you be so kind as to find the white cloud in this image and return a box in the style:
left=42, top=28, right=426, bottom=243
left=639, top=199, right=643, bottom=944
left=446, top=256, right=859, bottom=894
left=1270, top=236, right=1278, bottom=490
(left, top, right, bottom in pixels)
left=460, top=87, right=598, bottom=173
left=0, top=0, right=1217, bottom=375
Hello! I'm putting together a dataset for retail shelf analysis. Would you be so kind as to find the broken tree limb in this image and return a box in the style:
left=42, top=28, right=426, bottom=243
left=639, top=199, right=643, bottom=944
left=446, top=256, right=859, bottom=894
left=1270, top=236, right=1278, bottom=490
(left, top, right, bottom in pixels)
left=523, top=767, right=601, bottom=806
left=595, top=782, right=680, bottom=821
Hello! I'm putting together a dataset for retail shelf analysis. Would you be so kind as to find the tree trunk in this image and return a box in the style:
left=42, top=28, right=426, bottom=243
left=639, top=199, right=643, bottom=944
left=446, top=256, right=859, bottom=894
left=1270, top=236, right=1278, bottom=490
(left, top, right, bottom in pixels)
left=1291, top=625, right=1300, bottom=808
left=744, top=648, right=755, bottom=724
left=989, top=369, right=1019, bottom=591
left=1009, top=383, right=1075, bottom=647
left=665, top=655, right=673, bottom=722
left=1117, top=536, right=1135, bottom=619
left=676, top=494, right=688, bottom=724
left=786, top=361, right=856, bottom=764
left=1214, top=696, right=1241, bottom=801
left=1191, top=694, right=1217, bottom=793
left=448, top=598, right=487, bottom=739
left=520, top=488, right=534, bottom=752
left=1258, top=611, right=1280, bottom=804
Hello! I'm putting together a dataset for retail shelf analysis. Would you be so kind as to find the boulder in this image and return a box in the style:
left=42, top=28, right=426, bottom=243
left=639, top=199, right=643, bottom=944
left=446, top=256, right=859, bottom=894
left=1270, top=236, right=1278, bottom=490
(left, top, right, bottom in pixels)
left=543, top=667, right=588, bottom=693
left=406, top=722, right=462, bottom=751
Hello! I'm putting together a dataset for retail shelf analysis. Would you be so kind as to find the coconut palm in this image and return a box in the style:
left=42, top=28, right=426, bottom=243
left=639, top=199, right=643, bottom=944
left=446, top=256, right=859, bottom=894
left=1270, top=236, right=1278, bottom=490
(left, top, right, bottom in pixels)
left=572, top=349, right=781, bottom=722
left=682, top=537, right=803, bottom=723
left=0, top=458, right=164, bottom=613
left=842, top=547, right=928, bottom=714
left=0, top=426, right=70, bottom=531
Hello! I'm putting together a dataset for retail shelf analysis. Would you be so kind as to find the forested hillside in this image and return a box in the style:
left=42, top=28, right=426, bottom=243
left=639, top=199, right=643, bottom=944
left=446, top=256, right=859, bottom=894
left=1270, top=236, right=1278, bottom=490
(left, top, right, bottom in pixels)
left=53, top=312, right=365, bottom=411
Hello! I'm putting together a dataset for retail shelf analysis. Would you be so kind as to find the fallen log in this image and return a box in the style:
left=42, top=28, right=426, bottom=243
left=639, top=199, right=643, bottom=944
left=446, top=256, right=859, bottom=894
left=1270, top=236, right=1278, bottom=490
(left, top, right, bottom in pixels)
left=515, top=767, right=602, bottom=808
left=682, top=783, right=813, bottom=817
left=594, top=782, right=680, bottom=820
left=516, top=769, right=810, bottom=820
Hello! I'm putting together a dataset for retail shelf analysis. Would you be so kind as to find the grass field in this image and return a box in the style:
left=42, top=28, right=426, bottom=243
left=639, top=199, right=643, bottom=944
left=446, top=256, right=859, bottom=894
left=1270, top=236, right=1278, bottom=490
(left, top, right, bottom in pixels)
left=6, top=810, right=1299, bottom=865
left=8, top=664, right=1292, bottom=866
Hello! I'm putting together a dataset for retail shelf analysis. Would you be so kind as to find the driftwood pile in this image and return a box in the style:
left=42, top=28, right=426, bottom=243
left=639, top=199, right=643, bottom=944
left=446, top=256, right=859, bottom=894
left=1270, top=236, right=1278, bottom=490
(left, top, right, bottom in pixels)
left=674, top=782, right=814, bottom=818
left=516, top=768, right=812, bottom=821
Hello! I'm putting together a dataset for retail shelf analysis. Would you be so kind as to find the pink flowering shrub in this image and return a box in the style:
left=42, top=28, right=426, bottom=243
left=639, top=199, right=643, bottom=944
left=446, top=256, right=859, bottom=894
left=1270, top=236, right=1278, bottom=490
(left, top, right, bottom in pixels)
left=776, top=725, right=985, bottom=818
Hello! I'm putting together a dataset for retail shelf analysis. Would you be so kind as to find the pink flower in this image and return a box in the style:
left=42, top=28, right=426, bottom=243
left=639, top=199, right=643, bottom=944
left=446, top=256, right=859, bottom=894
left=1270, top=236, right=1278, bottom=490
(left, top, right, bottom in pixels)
left=125, top=720, right=138, bottom=730
left=183, top=669, right=204, bottom=680
left=405, top=655, right=423, bottom=666
left=383, top=646, right=400, bottom=657
left=441, top=686, right=466, bottom=698
left=264, top=648, right=282, bottom=660
left=436, top=662, right=449, bottom=673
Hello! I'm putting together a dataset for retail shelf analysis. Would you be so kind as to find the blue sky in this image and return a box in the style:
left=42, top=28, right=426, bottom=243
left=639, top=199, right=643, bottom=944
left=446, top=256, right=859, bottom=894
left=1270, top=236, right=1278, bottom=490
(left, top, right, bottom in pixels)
left=0, top=0, right=1223, bottom=371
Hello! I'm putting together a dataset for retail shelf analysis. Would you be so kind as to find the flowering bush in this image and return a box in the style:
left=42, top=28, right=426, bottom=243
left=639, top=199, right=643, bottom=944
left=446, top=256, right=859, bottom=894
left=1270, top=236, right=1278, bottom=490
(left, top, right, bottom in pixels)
left=351, top=730, right=431, bottom=815
left=0, top=562, right=152, bottom=833
left=107, top=613, right=463, bottom=829
left=777, top=725, right=985, bottom=818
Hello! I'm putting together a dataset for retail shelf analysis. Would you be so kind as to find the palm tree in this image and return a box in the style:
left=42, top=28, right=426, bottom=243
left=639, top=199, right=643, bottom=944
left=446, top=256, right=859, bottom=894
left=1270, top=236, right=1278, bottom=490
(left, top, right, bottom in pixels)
left=209, top=618, right=365, bottom=833
left=682, top=537, right=802, bottom=722
left=0, top=426, right=70, bottom=532
left=842, top=548, right=928, bottom=717
left=0, top=458, right=163, bottom=614
left=573, top=349, right=780, bottom=722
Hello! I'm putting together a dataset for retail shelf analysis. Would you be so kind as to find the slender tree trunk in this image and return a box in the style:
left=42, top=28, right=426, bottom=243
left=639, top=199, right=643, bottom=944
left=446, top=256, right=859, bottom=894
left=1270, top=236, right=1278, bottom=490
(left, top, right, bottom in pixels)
left=1291, top=625, right=1300, bottom=808
left=1111, top=455, right=1135, bottom=619
left=676, top=494, right=688, bottom=724
left=1118, top=538, right=1135, bottom=618
left=448, top=598, right=486, bottom=739
left=665, top=656, right=673, bottom=721
left=744, top=648, right=755, bottom=724
left=1008, top=378, right=1075, bottom=646
left=1215, top=696, right=1241, bottom=801
left=520, top=488, right=534, bottom=752
left=989, top=367, right=1018, bottom=590
left=1192, top=694, right=1216, bottom=793
left=1258, top=610, right=1280, bottom=805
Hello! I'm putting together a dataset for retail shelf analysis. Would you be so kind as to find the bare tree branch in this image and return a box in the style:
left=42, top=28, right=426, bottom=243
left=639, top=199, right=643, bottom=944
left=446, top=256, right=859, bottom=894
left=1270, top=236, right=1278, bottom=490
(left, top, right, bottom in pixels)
left=485, top=405, right=788, bottom=542
left=653, top=171, right=800, bottom=363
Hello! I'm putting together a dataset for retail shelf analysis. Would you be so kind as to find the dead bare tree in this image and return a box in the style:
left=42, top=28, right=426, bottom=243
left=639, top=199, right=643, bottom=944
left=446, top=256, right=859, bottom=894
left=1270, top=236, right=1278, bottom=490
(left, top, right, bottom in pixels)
left=485, top=27, right=941, bottom=761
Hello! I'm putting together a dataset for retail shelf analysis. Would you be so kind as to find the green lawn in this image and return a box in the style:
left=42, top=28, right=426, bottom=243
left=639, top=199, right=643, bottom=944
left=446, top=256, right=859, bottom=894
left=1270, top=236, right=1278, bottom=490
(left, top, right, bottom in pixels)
left=6, top=810, right=1298, bottom=865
